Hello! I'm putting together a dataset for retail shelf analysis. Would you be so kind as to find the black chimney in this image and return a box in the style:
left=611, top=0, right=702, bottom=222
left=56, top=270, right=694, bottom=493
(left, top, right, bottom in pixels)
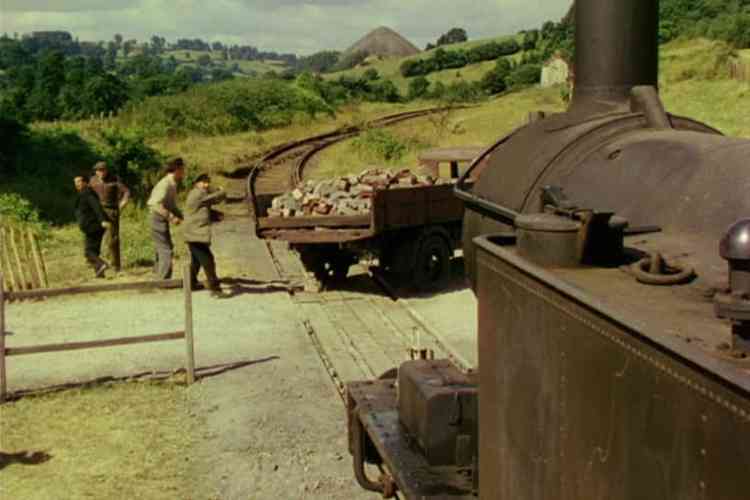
left=571, top=0, right=660, bottom=112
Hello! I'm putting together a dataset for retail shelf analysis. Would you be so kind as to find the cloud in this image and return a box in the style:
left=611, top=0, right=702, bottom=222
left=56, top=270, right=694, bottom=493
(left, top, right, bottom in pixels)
left=0, top=0, right=571, bottom=54
left=0, top=0, right=140, bottom=12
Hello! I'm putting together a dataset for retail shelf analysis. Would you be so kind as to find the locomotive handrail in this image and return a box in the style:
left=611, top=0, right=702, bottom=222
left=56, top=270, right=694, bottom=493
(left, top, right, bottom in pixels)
left=454, top=125, right=525, bottom=226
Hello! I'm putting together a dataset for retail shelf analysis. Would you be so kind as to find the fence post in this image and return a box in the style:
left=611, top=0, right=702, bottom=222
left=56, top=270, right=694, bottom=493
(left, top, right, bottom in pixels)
left=9, top=227, right=28, bottom=290
left=0, top=274, right=7, bottom=402
left=28, top=229, right=48, bottom=289
left=183, top=263, right=195, bottom=385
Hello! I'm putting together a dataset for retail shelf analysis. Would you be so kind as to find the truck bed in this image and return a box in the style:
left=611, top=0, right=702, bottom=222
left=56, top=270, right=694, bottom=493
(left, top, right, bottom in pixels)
left=255, top=183, right=465, bottom=244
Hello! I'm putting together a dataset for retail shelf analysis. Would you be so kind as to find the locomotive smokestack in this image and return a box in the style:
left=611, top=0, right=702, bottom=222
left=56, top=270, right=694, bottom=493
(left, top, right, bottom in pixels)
left=571, top=0, right=660, bottom=112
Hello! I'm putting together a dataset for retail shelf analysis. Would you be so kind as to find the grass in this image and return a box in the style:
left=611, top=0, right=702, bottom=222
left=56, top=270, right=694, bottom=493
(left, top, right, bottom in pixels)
left=42, top=205, right=188, bottom=286
left=160, top=49, right=287, bottom=75
left=0, top=380, right=197, bottom=500
left=147, top=100, right=433, bottom=176
left=310, top=85, right=567, bottom=180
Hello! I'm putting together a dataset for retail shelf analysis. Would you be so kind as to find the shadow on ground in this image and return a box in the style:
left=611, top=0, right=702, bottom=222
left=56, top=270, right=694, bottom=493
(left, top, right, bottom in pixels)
left=7, top=358, right=279, bottom=401
left=0, top=451, right=53, bottom=470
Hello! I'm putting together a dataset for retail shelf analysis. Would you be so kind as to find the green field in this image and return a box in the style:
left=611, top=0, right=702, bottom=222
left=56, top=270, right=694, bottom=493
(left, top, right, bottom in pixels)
left=161, top=49, right=288, bottom=75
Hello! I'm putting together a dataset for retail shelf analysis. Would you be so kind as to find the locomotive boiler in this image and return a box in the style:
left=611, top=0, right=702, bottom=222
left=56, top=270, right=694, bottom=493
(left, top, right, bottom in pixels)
left=346, top=1, right=750, bottom=498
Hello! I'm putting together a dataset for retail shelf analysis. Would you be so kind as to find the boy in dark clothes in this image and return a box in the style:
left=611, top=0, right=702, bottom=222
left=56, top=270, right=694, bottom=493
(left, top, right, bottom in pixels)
left=74, top=175, right=112, bottom=278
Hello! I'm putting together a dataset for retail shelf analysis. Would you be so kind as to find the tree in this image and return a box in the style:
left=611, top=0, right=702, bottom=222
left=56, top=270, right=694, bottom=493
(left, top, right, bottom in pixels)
left=297, top=50, right=340, bottom=73
left=196, top=54, right=212, bottom=67
left=362, top=68, right=380, bottom=81
left=212, top=41, right=224, bottom=52
left=437, top=28, right=468, bottom=47
left=407, top=76, right=430, bottom=100
left=150, top=35, right=166, bottom=55
left=81, top=74, right=128, bottom=117
left=480, top=58, right=511, bottom=94
left=123, top=39, right=136, bottom=57
left=114, top=33, right=123, bottom=50
left=371, top=79, right=401, bottom=102
left=334, top=49, right=369, bottom=71
left=523, top=30, right=540, bottom=50
left=26, top=50, right=66, bottom=120
left=105, top=41, right=118, bottom=69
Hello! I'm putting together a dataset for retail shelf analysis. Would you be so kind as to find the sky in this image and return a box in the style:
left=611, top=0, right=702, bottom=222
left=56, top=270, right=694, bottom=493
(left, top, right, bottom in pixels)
left=0, top=0, right=571, bottom=55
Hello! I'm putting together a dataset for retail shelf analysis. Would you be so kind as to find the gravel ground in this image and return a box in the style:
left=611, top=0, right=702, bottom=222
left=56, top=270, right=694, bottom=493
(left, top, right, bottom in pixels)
left=4, top=215, right=376, bottom=499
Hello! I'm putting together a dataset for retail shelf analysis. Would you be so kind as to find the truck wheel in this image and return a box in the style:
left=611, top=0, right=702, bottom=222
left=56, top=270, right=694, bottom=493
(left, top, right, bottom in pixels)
left=413, top=234, right=451, bottom=291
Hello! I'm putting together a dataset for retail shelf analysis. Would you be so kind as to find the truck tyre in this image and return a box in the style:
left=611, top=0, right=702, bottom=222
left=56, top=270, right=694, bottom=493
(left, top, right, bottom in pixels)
left=412, top=233, right=451, bottom=291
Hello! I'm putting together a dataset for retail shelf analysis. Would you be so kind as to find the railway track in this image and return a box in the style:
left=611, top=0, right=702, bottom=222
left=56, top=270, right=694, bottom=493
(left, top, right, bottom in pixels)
left=246, top=106, right=473, bottom=401
left=265, top=240, right=468, bottom=401
left=247, top=106, right=462, bottom=211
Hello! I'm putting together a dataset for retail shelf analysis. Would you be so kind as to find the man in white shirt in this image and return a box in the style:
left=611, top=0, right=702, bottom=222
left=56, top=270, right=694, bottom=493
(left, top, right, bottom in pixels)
left=147, top=158, right=185, bottom=280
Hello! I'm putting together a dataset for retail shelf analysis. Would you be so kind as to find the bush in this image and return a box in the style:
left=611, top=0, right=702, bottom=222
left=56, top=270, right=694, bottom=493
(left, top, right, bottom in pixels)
left=0, top=192, right=44, bottom=230
left=443, top=81, right=484, bottom=102
left=401, top=38, right=521, bottom=78
left=505, top=63, right=542, bottom=88
left=352, top=129, right=417, bottom=163
left=98, top=127, right=164, bottom=197
left=118, top=79, right=334, bottom=137
left=407, top=76, right=430, bottom=100
left=370, top=79, right=401, bottom=102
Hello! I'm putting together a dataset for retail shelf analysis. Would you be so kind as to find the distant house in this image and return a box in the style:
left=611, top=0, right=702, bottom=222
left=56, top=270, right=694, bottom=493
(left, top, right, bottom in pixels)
left=541, top=53, right=571, bottom=87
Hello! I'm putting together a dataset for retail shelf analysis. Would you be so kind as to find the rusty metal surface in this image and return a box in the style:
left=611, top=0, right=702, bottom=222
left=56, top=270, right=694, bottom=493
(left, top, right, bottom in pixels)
left=347, top=380, right=476, bottom=499
left=474, top=235, right=750, bottom=500
left=571, top=0, right=659, bottom=112
left=397, top=360, right=478, bottom=467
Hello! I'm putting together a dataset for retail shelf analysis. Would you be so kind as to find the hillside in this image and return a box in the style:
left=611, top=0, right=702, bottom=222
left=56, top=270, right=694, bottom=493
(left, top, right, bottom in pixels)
left=343, top=26, right=420, bottom=58
left=160, top=49, right=288, bottom=76
left=313, top=38, right=750, bottom=179
left=326, top=33, right=525, bottom=92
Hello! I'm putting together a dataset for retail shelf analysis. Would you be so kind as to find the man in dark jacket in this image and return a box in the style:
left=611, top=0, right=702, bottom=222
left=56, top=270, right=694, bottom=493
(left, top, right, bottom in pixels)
left=90, top=161, right=130, bottom=272
left=183, top=174, right=227, bottom=298
left=74, top=175, right=112, bottom=278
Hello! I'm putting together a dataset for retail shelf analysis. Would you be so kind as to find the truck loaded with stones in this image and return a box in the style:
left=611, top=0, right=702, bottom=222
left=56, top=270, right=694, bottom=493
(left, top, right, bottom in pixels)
left=251, top=165, right=477, bottom=289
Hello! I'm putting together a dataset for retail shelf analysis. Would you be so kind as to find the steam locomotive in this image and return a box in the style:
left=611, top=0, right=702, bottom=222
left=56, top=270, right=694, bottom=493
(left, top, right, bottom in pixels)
left=346, top=1, right=750, bottom=498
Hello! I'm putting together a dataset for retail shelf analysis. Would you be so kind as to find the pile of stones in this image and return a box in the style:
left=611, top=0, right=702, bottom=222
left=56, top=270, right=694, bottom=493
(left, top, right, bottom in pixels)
left=268, top=168, right=447, bottom=218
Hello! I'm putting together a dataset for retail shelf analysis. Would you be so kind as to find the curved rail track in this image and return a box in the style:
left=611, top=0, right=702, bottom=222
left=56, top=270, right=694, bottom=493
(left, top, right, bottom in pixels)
left=247, top=106, right=463, bottom=217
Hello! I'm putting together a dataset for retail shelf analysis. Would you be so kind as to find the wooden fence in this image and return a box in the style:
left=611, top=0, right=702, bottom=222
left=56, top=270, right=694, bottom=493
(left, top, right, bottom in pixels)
left=0, top=226, right=49, bottom=292
left=730, top=58, right=750, bottom=82
left=0, top=263, right=196, bottom=402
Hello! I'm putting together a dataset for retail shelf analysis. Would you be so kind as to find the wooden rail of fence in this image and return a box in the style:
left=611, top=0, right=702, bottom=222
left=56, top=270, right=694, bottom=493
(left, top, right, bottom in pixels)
left=0, top=226, right=49, bottom=292
left=0, top=263, right=196, bottom=402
